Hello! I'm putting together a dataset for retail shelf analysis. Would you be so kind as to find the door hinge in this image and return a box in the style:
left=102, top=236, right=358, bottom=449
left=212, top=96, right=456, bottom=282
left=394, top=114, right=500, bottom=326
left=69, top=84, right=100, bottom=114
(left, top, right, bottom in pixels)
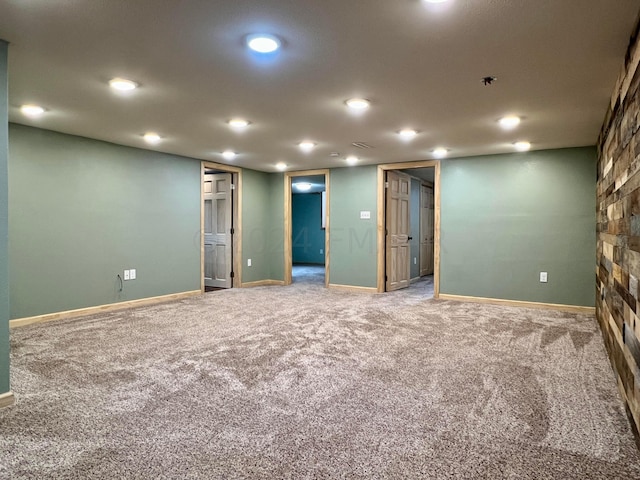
left=230, top=228, right=235, bottom=235
left=385, top=275, right=388, bottom=281
left=231, top=184, right=236, bottom=190
left=230, top=271, right=235, bottom=278
left=385, top=181, right=389, bottom=188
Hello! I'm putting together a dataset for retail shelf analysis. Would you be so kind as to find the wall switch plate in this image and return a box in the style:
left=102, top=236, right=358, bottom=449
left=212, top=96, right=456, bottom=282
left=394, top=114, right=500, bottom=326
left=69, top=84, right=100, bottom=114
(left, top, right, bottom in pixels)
left=540, top=272, right=548, bottom=283
left=124, top=270, right=130, bottom=280
left=247, top=259, right=252, bottom=267
left=130, top=269, right=136, bottom=280
left=360, top=211, right=371, bottom=219
left=320, top=249, right=323, bottom=254
left=414, top=257, right=417, bottom=265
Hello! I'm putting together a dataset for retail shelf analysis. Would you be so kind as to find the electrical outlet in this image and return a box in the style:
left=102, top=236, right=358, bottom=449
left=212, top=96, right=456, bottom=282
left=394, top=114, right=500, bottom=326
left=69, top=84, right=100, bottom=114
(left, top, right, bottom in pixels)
left=320, top=249, right=323, bottom=254
left=360, top=211, right=371, bottom=219
left=540, top=272, right=548, bottom=283
left=130, top=269, right=136, bottom=280
left=124, top=270, right=130, bottom=281
left=247, top=259, right=252, bottom=267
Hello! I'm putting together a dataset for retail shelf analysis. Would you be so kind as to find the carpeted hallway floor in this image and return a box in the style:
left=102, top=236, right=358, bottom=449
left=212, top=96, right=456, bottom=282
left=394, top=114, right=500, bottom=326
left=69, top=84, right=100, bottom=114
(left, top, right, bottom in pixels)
left=1, top=276, right=639, bottom=479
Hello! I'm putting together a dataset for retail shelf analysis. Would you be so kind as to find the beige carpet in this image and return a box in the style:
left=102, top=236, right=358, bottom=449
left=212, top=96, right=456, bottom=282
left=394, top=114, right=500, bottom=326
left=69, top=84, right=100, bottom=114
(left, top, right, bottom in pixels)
left=1, top=275, right=639, bottom=479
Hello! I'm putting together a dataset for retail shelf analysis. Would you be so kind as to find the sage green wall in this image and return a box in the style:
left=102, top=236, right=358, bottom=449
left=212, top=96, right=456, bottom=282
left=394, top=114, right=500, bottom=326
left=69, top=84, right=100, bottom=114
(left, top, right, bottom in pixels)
left=241, top=170, right=284, bottom=282
left=241, top=169, right=272, bottom=282
left=0, top=41, right=10, bottom=394
left=329, top=166, right=377, bottom=287
left=440, top=147, right=596, bottom=307
left=9, top=125, right=201, bottom=319
left=268, top=173, right=284, bottom=281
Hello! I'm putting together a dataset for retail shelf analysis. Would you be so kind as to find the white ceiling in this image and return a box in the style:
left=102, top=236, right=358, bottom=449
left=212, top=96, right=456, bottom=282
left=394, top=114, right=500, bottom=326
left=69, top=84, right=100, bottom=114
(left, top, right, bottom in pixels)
left=1, top=0, right=638, bottom=172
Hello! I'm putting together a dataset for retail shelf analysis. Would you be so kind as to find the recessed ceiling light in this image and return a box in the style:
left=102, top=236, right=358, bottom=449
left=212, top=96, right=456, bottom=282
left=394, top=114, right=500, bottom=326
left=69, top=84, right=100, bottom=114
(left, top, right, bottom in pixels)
left=345, top=98, right=370, bottom=110
left=222, top=150, right=236, bottom=160
left=299, top=141, right=316, bottom=152
left=228, top=118, right=250, bottom=129
left=20, top=104, right=45, bottom=117
left=433, top=147, right=448, bottom=158
left=276, top=162, right=287, bottom=171
left=424, top=0, right=450, bottom=3
left=514, top=141, right=531, bottom=152
left=109, top=77, right=138, bottom=91
left=499, top=116, right=521, bottom=129
left=346, top=155, right=359, bottom=165
left=294, top=182, right=312, bottom=192
left=247, top=34, right=281, bottom=53
left=143, top=132, right=162, bottom=144
left=398, top=129, right=417, bottom=139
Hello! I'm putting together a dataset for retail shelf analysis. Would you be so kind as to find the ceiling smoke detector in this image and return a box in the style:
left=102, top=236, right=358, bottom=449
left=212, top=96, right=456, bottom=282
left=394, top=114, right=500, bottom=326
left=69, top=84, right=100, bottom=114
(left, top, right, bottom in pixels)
left=482, top=76, right=497, bottom=86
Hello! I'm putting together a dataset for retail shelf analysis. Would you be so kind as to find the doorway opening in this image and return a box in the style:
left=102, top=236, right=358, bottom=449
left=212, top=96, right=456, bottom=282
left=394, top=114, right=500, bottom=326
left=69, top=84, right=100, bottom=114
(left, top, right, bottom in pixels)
left=201, top=162, right=242, bottom=293
left=284, top=170, right=330, bottom=286
left=377, top=161, right=440, bottom=296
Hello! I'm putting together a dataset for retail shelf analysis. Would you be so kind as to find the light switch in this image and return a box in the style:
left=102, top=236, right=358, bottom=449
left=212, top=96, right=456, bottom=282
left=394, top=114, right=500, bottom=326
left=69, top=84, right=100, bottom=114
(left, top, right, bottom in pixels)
left=540, top=272, right=548, bottom=283
left=130, top=269, right=136, bottom=280
left=123, top=270, right=130, bottom=281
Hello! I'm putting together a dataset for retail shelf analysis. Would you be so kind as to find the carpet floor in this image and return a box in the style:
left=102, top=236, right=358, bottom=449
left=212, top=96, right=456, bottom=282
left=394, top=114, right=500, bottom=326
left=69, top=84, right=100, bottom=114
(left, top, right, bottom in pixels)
left=1, top=274, right=639, bottom=479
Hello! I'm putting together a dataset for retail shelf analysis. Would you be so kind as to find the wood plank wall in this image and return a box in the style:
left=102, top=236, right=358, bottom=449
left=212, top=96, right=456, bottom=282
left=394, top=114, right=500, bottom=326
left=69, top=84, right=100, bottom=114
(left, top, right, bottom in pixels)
left=596, top=16, right=640, bottom=435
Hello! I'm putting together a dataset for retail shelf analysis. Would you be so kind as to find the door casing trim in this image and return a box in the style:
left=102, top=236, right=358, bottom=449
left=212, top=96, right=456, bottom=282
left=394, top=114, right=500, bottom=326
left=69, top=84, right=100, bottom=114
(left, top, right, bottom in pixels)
left=376, top=160, right=440, bottom=296
left=201, top=161, right=242, bottom=292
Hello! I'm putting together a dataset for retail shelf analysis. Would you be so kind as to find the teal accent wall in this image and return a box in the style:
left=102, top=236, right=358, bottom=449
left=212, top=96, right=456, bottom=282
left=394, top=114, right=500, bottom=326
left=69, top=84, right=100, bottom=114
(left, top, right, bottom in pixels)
left=292, top=193, right=325, bottom=264
left=8, top=125, right=201, bottom=319
left=0, top=41, right=10, bottom=394
left=409, top=178, right=420, bottom=279
left=440, top=147, right=596, bottom=307
left=329, top=166, right=377, bottom=287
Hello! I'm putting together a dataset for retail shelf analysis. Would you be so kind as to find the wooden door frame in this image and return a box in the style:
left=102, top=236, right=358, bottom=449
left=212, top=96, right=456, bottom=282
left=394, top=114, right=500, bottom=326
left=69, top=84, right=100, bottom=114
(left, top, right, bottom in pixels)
left=377, top=160, right=440, bottom=296
left=284, top=169, right=330, bottom=286
left=201, top=161, right=243, bottom=292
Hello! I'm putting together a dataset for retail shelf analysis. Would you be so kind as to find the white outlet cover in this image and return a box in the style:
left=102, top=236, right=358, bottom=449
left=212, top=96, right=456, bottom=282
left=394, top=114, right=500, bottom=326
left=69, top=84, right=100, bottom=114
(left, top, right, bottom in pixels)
left=360, top=211, right=371, bottom=219
left=124, top=270, right=130, bottom=280
left=130, top=269, right=136, bottom=280
left=248, top=259, right=252, bottom=267
left=540, top=272, right=548, bottom=283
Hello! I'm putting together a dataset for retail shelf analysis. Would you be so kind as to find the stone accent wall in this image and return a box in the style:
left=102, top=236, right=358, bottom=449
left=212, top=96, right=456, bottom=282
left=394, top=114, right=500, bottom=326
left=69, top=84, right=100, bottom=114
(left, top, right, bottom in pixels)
left=597, top=17, right=640, bottom=435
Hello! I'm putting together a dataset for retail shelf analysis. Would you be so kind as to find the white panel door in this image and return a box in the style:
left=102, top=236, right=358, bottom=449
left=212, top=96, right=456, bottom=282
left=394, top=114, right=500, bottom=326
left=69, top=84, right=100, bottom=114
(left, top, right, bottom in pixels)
left=204, top=173, right=232, bottom=288
left=386, top=170, right=411, bottom=291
